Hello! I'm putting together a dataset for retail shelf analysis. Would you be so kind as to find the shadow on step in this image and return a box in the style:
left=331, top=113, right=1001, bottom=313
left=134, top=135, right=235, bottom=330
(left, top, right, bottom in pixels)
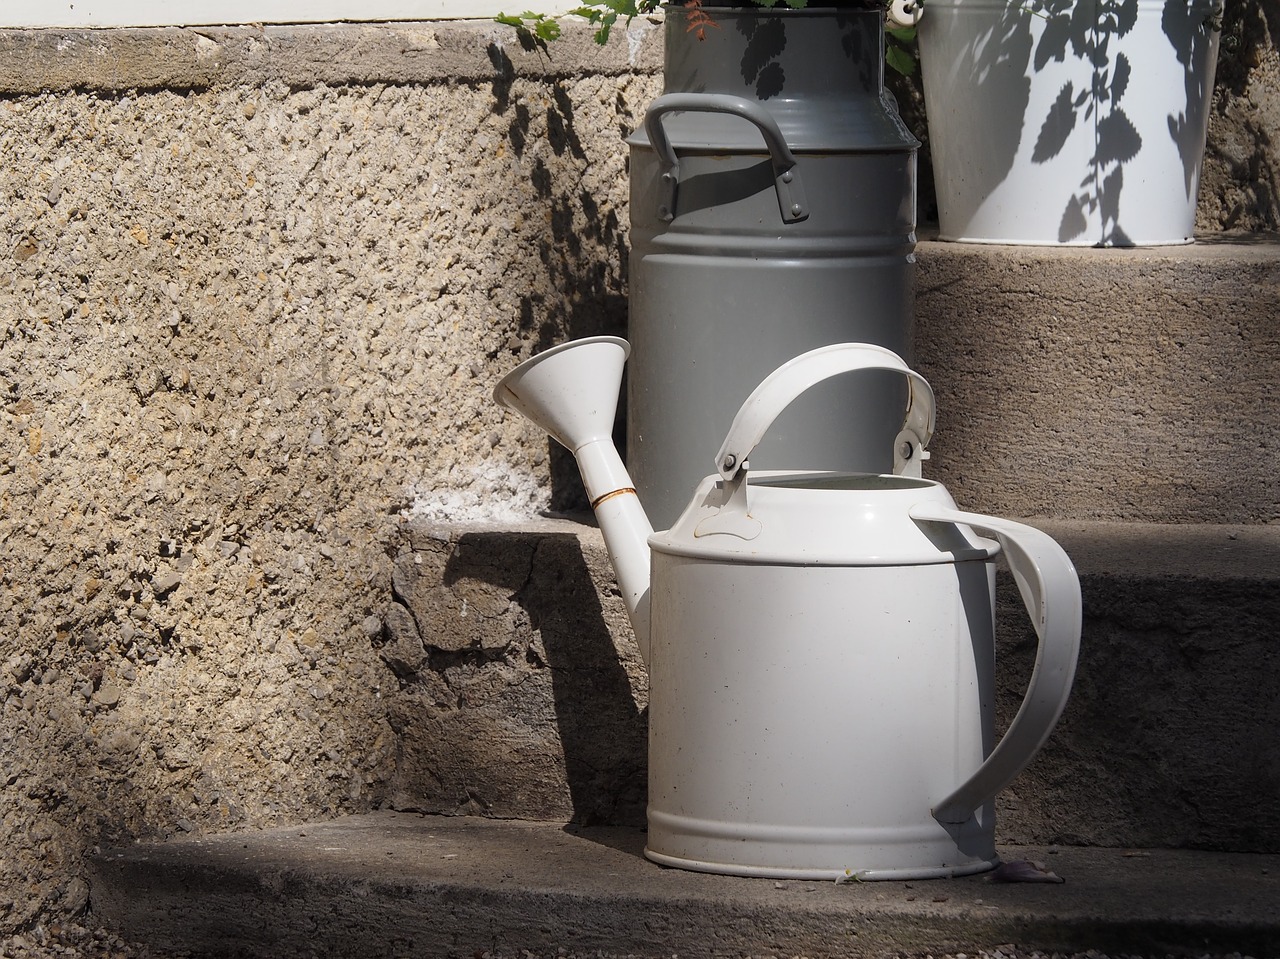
left=993, top=524, right=1280, bottom=853
left=382, top=524, right=648, bottom=827
left=383, top=519, right=1280, bottom=855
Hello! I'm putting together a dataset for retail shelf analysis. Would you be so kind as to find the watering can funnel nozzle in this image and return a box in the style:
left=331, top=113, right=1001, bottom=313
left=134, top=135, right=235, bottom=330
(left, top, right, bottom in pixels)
left=493, top=336, right=654, bottom=663
left=493, top=336, right=631, bottom=454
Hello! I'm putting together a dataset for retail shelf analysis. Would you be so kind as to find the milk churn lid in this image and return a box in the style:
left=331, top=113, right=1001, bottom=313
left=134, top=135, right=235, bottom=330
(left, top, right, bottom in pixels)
left=627, top=2, right=920, bottom=154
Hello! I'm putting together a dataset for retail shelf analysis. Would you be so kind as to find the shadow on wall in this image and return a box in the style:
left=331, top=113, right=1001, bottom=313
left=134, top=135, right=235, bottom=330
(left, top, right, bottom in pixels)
left=380, top=529, right=648, bottom=826
left=488, top=44, right=633, bottom=513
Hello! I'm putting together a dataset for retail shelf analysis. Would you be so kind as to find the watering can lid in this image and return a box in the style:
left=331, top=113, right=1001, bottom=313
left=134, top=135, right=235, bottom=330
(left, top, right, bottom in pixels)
left=651, top=342, right=994, bottom=565
left=650, top=471, right=999, bottom=566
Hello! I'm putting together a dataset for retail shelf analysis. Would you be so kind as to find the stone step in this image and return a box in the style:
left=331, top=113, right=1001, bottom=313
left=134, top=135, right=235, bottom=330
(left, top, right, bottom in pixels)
left=87, top=812, right=1280, bottom=959
left=517, top=237, right=1280, bottom=525
left=911, top=235, right=1280, bottom=525
left=380, top=517, right=1280, bottom=853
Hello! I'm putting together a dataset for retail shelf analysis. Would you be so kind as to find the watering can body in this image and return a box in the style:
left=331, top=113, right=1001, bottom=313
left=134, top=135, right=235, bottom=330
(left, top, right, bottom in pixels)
left=494, top=338, right=1081, bottom=879
left=647, top=474, right=1003, bottom=878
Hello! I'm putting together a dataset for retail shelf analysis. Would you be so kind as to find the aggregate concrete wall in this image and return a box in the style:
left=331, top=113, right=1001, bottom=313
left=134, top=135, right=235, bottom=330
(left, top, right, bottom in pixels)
left=0, top=21, right=662, bottom=932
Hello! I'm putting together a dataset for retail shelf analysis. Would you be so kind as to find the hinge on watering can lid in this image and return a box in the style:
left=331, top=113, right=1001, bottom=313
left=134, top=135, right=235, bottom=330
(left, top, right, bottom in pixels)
left=694, top=467, right=762, bottom=541
left=893, top=428, right=931, bottom=479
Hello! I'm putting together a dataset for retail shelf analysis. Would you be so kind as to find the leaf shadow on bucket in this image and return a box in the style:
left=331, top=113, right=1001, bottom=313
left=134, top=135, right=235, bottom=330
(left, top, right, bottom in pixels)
left=1031, top=0, right=1148, bottom=245
left=736, top=12, right=788, bottom=100
left=1046, top=0, right=1218, bottom=244
left=924, top=0, right=1220, bottom=245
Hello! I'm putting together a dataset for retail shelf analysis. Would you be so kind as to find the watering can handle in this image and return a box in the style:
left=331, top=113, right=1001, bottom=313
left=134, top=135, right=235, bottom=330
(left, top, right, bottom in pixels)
left=909, top=505, right=1082, bottom=825
left=644, top=93, right=809, bottom=224
left=714, top=342, right=935, bottom=481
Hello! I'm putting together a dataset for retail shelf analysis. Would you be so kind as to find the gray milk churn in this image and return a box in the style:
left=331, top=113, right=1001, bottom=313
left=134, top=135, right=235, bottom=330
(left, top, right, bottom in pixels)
left=627, top=1, right=920, bottom=529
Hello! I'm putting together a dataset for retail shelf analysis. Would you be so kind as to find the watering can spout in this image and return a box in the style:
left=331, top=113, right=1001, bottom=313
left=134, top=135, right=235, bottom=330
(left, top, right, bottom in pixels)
left=493, top=337, right=654, bottom=663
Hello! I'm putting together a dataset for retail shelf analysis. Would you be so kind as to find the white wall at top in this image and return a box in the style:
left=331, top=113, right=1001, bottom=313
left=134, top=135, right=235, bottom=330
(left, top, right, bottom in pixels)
left=4, top=0, right=579, bottom=28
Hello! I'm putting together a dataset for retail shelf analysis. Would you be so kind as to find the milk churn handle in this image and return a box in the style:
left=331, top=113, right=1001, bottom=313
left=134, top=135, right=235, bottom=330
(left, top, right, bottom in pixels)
left=909, top=506, right=1082, bottom=825
left=644, top=93, right=809, bottom=224
left=714, top=343, right=935, bottom=482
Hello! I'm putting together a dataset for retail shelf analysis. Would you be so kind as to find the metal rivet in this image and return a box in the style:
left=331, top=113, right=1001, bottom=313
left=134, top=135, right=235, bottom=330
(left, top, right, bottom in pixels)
left=791, top=204, right=803, bottom=216
left=781, top=171, right=793, bottom=183
left=722, top=454, right=737, bottom=471
left=899, top=442, right=914, bottom=459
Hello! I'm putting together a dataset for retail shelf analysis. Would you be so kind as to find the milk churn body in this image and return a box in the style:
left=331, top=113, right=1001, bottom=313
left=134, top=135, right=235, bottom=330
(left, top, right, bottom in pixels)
left=627, top=2, right=920, bottom=530
left=646, top=474, right=1003, bottom=879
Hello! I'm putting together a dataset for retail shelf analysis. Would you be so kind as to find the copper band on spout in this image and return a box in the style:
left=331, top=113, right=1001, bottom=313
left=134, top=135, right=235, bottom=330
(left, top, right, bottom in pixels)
left=591, top=487, right=638, bottom=510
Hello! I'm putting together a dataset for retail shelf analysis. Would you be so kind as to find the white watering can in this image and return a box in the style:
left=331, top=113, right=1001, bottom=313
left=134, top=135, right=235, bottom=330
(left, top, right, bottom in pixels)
left=494, top=337, right=1081, bottom=880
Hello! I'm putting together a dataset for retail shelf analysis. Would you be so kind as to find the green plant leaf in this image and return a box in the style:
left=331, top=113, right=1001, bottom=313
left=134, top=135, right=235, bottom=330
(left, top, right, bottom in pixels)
left=599, top=0, right=641, bottom=16
left=593, top=11, right=618, bottom=44
left=885, top=44, right=916, bottom=76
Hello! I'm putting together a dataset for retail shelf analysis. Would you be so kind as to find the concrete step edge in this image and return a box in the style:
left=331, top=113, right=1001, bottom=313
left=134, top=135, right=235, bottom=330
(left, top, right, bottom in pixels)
left=88, top=812, right=1280, bottom=959
left=402, top=515, right=1280, bottom=582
